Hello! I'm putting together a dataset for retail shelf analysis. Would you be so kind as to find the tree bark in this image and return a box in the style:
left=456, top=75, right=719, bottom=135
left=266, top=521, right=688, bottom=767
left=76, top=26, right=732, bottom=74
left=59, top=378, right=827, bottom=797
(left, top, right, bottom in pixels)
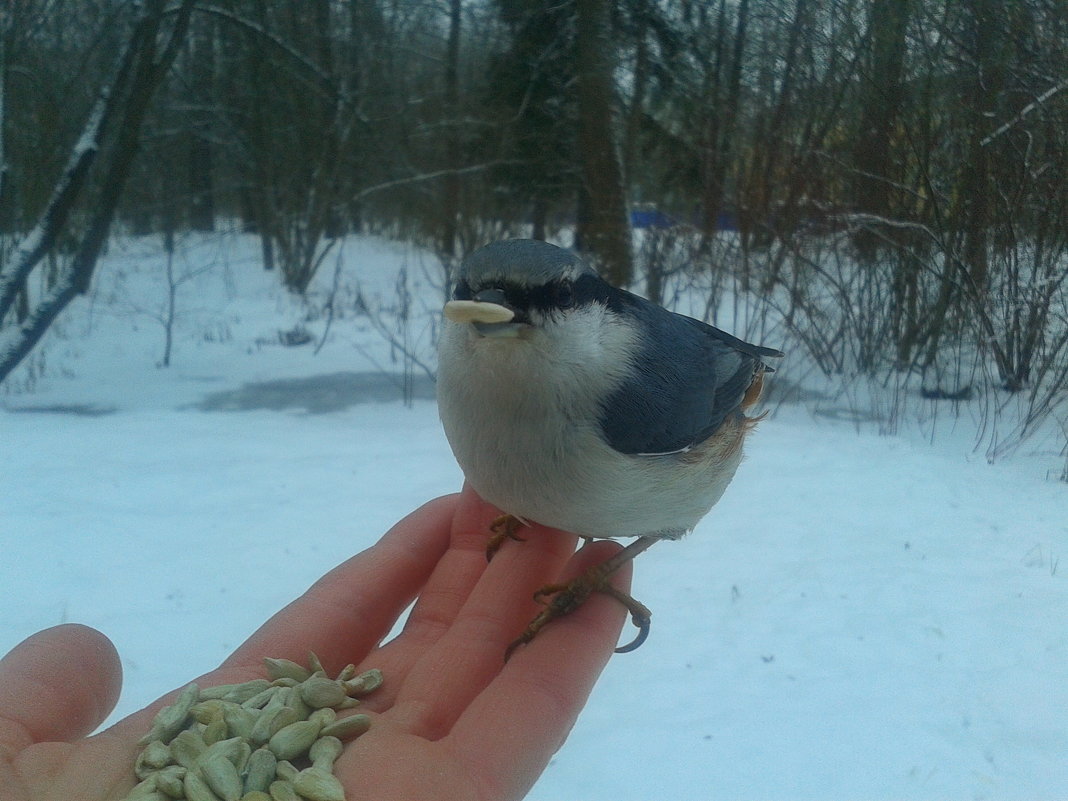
left=702, top=0, right=748, bottom=236
left=441, top=0, right=462, bottom=257
left=187, top=13, right=216, bottom=232
left=575, top=0, right=632, bottom=285
left=0, top=0, right=196, bottom=383
left=852, top=0, right=910, bottom=255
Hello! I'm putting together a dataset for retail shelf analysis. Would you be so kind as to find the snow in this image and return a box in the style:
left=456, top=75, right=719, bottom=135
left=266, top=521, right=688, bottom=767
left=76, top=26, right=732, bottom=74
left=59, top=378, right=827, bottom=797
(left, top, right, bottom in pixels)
left=2, top=231, right=1066, bottom=800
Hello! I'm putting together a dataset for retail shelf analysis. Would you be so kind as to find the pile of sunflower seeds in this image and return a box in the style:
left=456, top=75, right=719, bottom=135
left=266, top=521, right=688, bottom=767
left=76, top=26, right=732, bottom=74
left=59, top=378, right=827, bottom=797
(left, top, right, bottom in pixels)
left=120, top=654, right=381, bottom=801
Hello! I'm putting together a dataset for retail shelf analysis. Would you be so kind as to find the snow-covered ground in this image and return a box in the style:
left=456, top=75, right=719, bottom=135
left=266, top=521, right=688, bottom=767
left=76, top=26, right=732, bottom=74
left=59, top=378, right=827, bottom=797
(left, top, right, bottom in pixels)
left=2, top=231, right=1066, bottom=800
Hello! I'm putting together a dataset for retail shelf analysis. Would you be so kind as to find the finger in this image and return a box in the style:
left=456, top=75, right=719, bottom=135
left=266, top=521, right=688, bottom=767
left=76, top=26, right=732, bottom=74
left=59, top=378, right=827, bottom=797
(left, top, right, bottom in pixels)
left=387, top=484, right=507, bottom=649
left=224, top=493, right=458, bottom=675
left=359, top=485, right=510, bottom=700
left=0, top=624, right=122, bottom=752
left=444, top=540, right=632, bottom=799
left=385, top=510, right=579, bottom=737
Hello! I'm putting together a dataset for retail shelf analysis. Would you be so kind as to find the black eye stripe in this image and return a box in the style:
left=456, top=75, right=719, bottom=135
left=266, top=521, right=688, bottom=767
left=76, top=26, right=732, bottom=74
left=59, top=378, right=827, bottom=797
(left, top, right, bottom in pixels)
left=452, top=280, right=473, bottom=300
left=455, top=275, right=603, bottom=312
left=553, top=280, right=574, bottom=308
left=455, top=281, right=551, bottom=310
left=527, top=280, right=577, bottom=312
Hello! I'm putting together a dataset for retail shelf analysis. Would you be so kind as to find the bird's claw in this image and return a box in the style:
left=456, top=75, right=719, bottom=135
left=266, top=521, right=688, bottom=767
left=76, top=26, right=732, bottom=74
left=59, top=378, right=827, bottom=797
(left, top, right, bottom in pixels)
left=505, top=567, right=653, bottom=660
left=599, top=583, right=652, bottom=652
left=486, top=514, right=525, bottom=561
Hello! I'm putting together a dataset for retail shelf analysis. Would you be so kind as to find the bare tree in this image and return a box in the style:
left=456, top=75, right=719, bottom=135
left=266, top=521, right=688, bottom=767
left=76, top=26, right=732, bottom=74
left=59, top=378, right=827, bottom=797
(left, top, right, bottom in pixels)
left=575, top=0, right=633, bottom=285
left=440, top=0, right=463, bottom=259
left=851, top=0, right=910, bottom=256
left=701, top=0, right=750, bottom=237
left=0, top=0, right=195, bottom=384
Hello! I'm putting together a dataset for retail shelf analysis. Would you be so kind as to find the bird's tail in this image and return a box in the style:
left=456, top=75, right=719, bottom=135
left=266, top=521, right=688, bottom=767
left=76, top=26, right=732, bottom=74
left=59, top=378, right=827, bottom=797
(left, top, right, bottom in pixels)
left=740, top=365, right=770, bottom=430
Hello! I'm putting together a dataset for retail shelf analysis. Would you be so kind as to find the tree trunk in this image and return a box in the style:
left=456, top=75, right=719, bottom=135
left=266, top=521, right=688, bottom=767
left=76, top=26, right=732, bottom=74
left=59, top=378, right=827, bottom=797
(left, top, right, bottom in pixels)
left=187, top=14, right=216, bottom=232
left=852, top=0, right=910, bottom=257
left=0, top=32, right=11, bottom=234
left=574, top=0, right=632, bottom=286
left=0, top=0, right=195, bottom=383
left=441, top=0, right=462, bottom=257
left=623, top=0, right=649, bottom=188
left=957, top=0, right=1011, bottom=299
left=702, top=0, right=748, bottom=236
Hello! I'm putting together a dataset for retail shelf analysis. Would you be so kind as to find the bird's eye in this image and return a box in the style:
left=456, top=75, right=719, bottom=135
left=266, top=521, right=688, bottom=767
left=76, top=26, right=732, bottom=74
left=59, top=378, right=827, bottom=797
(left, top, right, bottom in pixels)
left=452, top=280, right=472, bottom=301
left=553, top=280, right=574, bottom=309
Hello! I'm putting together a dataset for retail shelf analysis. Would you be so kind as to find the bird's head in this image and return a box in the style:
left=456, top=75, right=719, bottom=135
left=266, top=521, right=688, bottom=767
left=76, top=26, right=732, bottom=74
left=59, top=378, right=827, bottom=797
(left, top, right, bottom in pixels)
left=443, top=239, right=606, bottom=339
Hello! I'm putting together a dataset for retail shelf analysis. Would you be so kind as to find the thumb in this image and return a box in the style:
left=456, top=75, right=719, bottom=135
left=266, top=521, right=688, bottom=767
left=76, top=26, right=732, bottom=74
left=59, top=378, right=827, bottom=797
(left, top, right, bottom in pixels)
left=0, top=624, right=122, bottom=753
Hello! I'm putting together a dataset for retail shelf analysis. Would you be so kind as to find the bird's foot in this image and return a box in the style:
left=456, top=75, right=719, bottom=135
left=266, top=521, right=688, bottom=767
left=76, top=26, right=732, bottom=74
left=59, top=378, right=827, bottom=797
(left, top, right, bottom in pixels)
left=486, top=514, right=526, bottom=561
left=505, top=554, right=653, bottom=661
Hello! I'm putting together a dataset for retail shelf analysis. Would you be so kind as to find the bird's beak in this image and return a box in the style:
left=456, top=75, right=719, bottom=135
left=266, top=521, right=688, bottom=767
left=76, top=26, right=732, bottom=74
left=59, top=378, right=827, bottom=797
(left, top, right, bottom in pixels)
left=443, top=299, right=515, bottom=325
left=444, top=299, right=523, bottom=338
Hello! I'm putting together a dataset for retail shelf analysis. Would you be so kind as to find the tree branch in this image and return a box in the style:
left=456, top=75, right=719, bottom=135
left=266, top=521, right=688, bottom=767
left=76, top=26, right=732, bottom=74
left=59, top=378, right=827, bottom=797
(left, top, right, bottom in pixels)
left=0, top=0, right=196, bottom=384
left=0, top=46, right=132, bottom=321
left=351, top=161, right=522, bottom=202
left=192, top=4, right=352, bottom=111
left=981, top=78, right=1068, bottom=147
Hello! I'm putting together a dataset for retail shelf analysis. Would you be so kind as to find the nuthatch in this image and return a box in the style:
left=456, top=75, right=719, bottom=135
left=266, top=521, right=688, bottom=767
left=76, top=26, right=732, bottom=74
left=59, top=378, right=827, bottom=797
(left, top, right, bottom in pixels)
left=437, top=239, right=782, bottom=655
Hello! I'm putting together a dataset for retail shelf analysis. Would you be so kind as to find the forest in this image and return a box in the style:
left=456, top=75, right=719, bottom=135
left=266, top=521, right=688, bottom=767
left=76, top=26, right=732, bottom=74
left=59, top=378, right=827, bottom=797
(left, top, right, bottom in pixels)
left=1, top=0, right=1067, bottom=462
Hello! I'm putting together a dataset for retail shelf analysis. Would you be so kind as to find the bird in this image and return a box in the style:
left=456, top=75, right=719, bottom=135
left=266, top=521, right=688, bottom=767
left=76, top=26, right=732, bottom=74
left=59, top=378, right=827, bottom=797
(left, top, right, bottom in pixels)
left=436, top=239, right=782, bottom=657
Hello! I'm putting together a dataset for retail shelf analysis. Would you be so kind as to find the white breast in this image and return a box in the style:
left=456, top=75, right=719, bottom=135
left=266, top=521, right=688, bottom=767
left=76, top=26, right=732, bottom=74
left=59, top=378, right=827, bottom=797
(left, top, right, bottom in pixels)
left=436, top=306, right=743, bottom=539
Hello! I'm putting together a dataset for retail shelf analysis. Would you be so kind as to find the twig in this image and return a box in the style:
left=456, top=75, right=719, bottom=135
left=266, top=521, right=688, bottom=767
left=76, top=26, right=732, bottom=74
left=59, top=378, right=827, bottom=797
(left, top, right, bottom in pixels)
left=352, top=161, right=521, bottom=202
left=192, top=4, right=352, bottom=111
left=981, top=78, right=1068, bottom=147
left=314, top=244, right=345, bottom=356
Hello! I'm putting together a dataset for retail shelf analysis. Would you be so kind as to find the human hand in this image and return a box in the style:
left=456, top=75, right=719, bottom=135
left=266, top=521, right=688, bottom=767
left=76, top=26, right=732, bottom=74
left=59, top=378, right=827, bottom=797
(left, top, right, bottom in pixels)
left=0, top=485, right=631, bottom=801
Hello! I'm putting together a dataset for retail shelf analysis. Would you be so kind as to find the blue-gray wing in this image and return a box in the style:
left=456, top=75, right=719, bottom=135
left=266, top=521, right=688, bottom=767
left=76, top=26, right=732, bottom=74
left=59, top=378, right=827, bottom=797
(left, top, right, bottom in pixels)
left=597, top=296, right=779, bottom=455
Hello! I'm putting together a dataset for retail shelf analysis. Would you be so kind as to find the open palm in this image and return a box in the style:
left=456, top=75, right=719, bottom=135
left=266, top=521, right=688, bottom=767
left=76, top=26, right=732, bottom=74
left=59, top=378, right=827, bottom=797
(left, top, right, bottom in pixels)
left=1, top=486, right=630, bottom=801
